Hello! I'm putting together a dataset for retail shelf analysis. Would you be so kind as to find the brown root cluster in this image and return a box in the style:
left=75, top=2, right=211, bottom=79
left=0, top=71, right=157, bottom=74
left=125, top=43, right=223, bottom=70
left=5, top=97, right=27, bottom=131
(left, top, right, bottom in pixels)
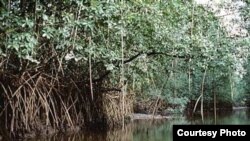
left=0, top=63, right=133, bottom=139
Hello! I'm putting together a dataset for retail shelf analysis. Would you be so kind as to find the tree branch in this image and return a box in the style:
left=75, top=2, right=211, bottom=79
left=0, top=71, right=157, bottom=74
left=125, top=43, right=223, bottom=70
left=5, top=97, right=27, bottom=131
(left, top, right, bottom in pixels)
left=93, top=50, right=191, bottom=82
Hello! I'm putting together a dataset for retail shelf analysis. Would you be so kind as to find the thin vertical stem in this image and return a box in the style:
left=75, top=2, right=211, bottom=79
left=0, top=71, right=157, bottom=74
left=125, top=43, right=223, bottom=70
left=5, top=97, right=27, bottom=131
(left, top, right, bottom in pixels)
left=189, top=0, right=195, bottom=95
left=89, top=38, right=94, bottom=100
left=174, top=58, right=177, bottom=97
left=120, top=0, right=125, bottom=130
left=230, top=72, right=234, bottom=100
left=201, top=66, right=207, bottom=123
left=189, top=60, right=191, bottom=95
left=72, top=4, right=81, bottom=50
left=213, top=75, right=217, bottom=124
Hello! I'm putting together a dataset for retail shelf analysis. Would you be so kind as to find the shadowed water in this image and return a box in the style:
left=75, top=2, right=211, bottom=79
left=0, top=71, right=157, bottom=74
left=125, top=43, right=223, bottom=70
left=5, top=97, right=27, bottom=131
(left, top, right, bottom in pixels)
left=21, top=109, right=250, bottom=141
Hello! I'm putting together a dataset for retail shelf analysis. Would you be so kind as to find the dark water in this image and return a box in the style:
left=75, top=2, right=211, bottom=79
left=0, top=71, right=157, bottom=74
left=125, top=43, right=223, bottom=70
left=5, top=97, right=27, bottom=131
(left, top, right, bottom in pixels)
left=24, top=109, right=250, bottom=141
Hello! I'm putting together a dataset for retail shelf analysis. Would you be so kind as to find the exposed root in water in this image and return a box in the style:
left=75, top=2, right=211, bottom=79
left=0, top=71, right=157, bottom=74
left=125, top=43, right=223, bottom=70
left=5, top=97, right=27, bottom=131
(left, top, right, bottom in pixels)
left=0, top=71, right=133, bottom=139
left=103, top=92, right=134, bottom=128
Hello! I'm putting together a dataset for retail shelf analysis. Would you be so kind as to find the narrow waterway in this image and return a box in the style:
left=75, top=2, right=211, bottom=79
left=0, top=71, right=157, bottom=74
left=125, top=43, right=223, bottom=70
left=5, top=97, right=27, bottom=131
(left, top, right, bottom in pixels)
left=21, top=108, right=250, bottom=141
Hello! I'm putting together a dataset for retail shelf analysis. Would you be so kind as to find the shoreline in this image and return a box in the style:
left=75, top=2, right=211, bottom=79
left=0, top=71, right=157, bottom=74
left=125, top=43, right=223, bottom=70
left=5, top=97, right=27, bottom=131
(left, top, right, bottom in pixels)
left=130, top=113, right=172, bottom=120
left=131, top=107, right=250, bottom=120
left=233, top=107, right=250, bottom=110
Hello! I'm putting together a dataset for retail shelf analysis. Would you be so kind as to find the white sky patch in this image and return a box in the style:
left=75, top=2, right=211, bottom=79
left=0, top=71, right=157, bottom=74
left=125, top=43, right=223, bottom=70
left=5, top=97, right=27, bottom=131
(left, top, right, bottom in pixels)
left=194, top=0, right=248, bottom=37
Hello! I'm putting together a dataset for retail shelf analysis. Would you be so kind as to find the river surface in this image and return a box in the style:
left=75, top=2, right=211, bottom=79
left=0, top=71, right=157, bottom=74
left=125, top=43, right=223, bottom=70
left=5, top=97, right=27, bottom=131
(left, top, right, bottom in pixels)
left=25, top=108, right=250, bottom=141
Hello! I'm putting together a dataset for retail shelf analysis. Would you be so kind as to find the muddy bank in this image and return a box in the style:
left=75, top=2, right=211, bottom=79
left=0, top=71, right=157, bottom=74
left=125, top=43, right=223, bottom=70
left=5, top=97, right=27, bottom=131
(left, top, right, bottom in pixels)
left=130, top=113, right=172, bottom=120
left=232, top=107, right=249, bottom=110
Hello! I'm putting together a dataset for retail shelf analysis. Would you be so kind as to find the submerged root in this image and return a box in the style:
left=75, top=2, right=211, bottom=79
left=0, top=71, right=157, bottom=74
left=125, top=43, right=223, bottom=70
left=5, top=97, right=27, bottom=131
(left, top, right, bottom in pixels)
left=103, top=92, right=134, bottom=128
left=0, top=71, right=133, bottom=139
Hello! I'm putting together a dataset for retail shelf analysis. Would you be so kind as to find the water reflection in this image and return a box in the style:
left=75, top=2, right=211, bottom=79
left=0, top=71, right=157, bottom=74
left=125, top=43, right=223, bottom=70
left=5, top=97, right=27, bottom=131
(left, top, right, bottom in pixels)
left=24, top=109, right=250, bottom=141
